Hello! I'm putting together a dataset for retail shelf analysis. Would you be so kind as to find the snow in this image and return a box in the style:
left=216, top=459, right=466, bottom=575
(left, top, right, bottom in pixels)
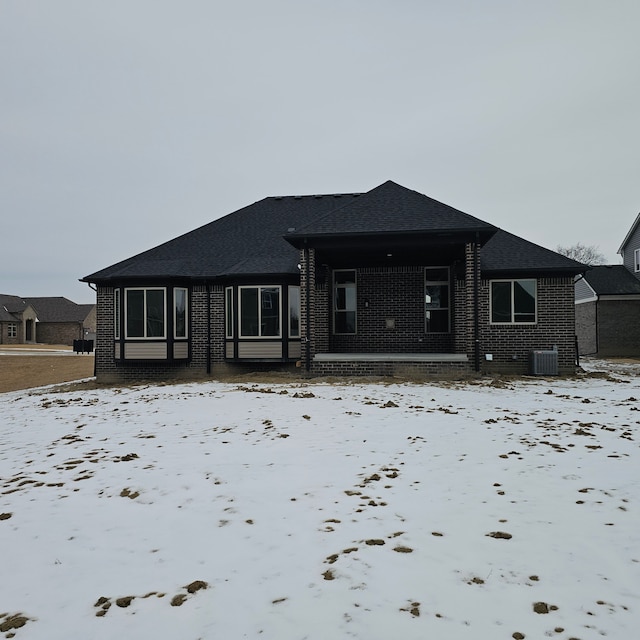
left=1, top=359, right=639, bottom=640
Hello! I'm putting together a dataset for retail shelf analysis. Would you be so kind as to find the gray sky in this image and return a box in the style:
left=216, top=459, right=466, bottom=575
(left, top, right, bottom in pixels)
left=2, top=0, right=639, bottom=304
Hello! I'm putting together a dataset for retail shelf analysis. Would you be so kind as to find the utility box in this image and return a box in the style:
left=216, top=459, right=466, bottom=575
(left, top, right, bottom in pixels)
left=529, top=350, right=558, bottom=375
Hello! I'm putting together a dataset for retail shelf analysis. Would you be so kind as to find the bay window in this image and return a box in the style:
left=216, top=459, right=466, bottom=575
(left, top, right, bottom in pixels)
left=239, top=286, right=281, bottom=337
left=125, top=288, right=166, bottom=338
left=289, top=285, right=300, bottom=338
left=174, top=287, right=188, bottom=339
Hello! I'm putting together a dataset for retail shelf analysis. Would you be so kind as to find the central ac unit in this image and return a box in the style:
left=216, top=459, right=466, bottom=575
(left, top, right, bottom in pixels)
left=530, top=350, right=558, bottom=375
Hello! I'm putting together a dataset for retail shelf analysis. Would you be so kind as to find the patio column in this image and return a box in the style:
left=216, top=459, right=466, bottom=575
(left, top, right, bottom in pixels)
left=299, top=245, right=316, bottom=372
left=465, top=239, right=482, bottom=371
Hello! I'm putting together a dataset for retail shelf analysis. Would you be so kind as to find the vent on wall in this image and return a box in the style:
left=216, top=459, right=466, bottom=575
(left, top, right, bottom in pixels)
left=530, top=350, right=558, bottom=375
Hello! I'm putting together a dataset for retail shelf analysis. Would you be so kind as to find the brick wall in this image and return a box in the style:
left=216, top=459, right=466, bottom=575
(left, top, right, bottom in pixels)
left=94, top=284, right=227, bottom=384
left=575, top=301, right=597, bottom=355
left=327, top=266, right=454, bottom=353
left=311, top=359, right=471, bottom=378
left=35, top=322, right=84, bottom=345
left=596, top=300, right=640, bottom=356
left=479, top=277, right=577, bottom=374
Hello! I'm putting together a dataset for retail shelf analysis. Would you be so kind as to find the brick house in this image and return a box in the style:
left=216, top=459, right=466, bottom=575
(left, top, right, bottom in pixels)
left=575, top=266, right=640, bottom=356
left=0, top=295, right=38, bottom=344
left=24, top=297, right=97, bottom=346
left=574, top=210, right=640, bottom=357
left=82, top=181, right=584, bottom=383
left=0, top=294, right=96, bottom=346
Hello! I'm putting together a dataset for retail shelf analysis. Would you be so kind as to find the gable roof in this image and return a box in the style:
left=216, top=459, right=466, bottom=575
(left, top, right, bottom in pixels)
left=82, top=181, right=585, bottom=283
left=581, top=265, right=640, bottom=295
left=24, top=297, right=95, bottom=323
left=618, top=212, right=640, bottom=255
left=0, top=294, right=29, bottom=322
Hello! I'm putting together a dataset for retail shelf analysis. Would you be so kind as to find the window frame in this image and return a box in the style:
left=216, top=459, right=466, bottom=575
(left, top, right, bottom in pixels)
left=288, top=285, right=301, bottom=338
left=7, top=323, right=17, bottom=338
left=333, top=269, right=357, bottom=335
left=490, top=279, right=537, bottom=325
left=634, top=248, right=640, bottom=272
left=124, top=287, right=167, bottom=339
left=173, top=287, right=188, bottom=339
left=114, top=288, right=120, bottom=339
left=424, top=266, right=450, bottom=333
left=238, top=285, right=282, bottom=338
left=225, top=287, right=234, bottom=339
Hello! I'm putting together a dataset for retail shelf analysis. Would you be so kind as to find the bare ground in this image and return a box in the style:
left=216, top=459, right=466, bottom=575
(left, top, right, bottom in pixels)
left=0, top=345, right=94, bottom=393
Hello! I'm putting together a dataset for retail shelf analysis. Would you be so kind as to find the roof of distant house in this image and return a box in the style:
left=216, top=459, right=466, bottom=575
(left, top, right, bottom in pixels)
left=582, top=265, right=640, bottom=295
left=24, top=297, right=95, bottom=323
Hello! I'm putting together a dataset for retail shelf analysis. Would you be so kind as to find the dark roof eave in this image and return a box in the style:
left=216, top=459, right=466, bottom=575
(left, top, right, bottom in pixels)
left=482, top=266, right=587, bottom=278
left=284, top=226, right=497, bottom=249
left=83, top=271, right=300, bottom=286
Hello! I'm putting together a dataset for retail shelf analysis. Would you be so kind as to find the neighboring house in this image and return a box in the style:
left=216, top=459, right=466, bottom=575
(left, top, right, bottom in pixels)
left=82, top=180, right=584, bottom=383
left=575, top=266, right=640, bottom=356
left=0, top=295, right=38, bottom=344
left=24, top=297, right=97, bottom=346
left=0, top=295, right=96, bottom=346
left=618, top=211, right=640, bottom=276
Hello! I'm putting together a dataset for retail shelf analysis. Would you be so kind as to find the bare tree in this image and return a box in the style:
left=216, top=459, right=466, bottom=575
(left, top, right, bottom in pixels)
left=556, top=243, right=606, bottom=265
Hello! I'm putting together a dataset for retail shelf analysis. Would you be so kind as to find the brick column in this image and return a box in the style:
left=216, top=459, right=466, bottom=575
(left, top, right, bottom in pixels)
left=464, top=241, right=482, bottom=370
left=299, top=246, right=316, bottom=371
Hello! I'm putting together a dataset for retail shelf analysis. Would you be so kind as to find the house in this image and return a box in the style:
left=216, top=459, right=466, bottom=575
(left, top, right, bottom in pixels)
left=574, top=210, right=640, bottom=358
left=618, top=211, right=640, bottom=276
left=81, top=180, right=584, bottom=383
left=0, top=295, right=96, bottom=346
left=24, top=297, right=97, bottom=346
left=575, top=266, right=640, bottom=356
left=0, top=295, right=38, bottom=344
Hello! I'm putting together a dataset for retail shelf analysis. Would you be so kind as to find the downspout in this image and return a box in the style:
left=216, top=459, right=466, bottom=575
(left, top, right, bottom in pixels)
left=304, top=243, right=311, bottom=373
left=473, top=232, right=480, bottom=372
left=206, top=282, right=212, bottom=375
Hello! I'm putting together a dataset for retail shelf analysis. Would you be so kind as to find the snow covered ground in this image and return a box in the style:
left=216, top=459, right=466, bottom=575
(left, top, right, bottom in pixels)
left=1, top=359, right=639, bottom=640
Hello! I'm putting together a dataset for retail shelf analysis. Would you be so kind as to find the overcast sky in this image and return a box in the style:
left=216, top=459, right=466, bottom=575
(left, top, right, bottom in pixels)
left=2, top=1, right=639, bottom=304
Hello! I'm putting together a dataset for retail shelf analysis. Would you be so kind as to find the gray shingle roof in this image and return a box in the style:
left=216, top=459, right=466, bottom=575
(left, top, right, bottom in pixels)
left=24, top=297, right=95, bottom=323
left=0, top=294, right=28, bottom=322
left=82, top=181, right=585, bottom=283
left=286, top=180, right=496, bottom=240
left=83, top=193, right=360, bottom=282
left=582, top=265, right=640, bottom=295
left=481, top=230, right=585, bottom=275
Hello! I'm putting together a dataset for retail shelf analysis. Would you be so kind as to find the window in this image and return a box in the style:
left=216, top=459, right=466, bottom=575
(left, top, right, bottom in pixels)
left=635, top=248, right=640, bottom=272
left=225, top=287, right=234, bottom=338
left=334, top=270, right=356, bottom=334
left=425, top=267, right=450, bottom=333
left=491, top=279, right=537, bottom=324
left=114, top=289, right=120, bottom=339
left=289, top=286, right=300, bottom=338
left=125, top=288, right=166, bottom=338
left=7, top=323, right=17, bottom=338
left=239, top=286, right=281, bottom=337
left=174, top=288, right=188, bottom=339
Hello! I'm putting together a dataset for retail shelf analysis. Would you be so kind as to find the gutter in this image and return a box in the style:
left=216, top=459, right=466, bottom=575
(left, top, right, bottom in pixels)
left=206, top=282, right=212, bottom=375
